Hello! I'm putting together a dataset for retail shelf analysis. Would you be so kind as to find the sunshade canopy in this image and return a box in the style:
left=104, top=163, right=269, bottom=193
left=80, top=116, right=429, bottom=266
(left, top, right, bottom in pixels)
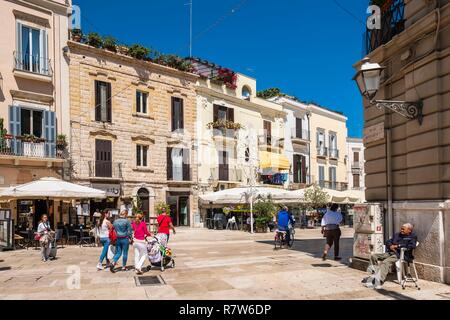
left=259, top=151, right=290, bottom=170
left=199, top=186, right=296, bottom=205
left=0, top=177, right=106, bottom=200
left=282, top=186, right=364, bottom=204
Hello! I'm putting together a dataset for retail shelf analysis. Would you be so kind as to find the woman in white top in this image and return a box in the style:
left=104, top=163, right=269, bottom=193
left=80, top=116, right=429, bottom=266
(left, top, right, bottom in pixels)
left=37, top=215, right=53, bottom=262
left=97, top=211, right=112, bottom=270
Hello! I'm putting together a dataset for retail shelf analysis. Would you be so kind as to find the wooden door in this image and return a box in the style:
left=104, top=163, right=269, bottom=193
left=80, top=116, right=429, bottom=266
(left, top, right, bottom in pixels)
left=95, top=139, right=112, bottom=177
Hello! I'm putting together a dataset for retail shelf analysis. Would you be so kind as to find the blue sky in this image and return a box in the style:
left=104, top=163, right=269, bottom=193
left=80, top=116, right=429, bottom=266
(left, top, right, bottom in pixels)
left=73, top=0, right=369, bottom=138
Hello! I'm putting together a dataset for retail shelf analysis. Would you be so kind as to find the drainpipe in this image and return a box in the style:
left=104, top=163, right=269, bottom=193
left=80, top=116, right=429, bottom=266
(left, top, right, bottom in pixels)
left=386, top=118, right=393, bottom=239
left=307, top=112, right=312, bottom=184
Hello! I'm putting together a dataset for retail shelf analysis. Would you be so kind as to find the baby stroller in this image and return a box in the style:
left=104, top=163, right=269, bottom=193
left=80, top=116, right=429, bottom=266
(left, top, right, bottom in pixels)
left=147, top=233, right=175, bottom=271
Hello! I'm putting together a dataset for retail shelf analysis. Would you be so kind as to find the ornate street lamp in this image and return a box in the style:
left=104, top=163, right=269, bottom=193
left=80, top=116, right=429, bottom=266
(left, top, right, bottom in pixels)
left=353, top=57, right=423, bottom=125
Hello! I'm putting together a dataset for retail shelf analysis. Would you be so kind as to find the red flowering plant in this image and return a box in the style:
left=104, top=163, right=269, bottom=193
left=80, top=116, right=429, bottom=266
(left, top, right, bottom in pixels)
left=212, top=68, right=238, bottom=89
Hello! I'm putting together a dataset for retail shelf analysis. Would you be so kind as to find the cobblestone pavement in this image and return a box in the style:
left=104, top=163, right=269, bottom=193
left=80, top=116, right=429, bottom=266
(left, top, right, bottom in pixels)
left=0, top=227, right=449, bottom=300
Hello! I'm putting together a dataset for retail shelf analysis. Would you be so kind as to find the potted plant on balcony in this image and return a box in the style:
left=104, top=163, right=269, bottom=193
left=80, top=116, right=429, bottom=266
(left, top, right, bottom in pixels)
left=56, top=134, right=67, bottom=157
left=116, top=43, right=129, bottom=55
left=71, top=28, right=83, bottom=42
left=102, top=36, right=117, bottom=52
left=128, top=44, right=150, bottom=60
left=207, top=120, right=243, bottom=138
left=86, top=32, right=103, bottom=48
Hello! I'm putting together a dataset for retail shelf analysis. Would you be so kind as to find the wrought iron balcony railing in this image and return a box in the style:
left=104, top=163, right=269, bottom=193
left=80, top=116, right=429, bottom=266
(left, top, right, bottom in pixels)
left=88, top=161, right=123, bottom=179
left=365, top=0, right=405, bottom=54
left=14, top=51, right=52, bottom=76
left=329, top=148, right=339, bottom=159
left=291, top=128, right=310, bottom=141
left=317, top=146, right=328, bottom=157
left=0, top=136, right=62, bottom=159
left=210, top=166, right=242, bottom=182
left=319, top=180, right=349, bottom=191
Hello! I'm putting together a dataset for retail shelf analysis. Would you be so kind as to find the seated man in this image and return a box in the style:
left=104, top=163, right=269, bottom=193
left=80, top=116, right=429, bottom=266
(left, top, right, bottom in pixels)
left=277, top=206, right=295, bottom=247
left=364, top=223, right=417, bottom=289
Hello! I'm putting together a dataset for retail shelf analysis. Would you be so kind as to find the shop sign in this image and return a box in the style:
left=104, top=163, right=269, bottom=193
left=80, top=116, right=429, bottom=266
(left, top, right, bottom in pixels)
left=91, top=184, right=121, bottom=197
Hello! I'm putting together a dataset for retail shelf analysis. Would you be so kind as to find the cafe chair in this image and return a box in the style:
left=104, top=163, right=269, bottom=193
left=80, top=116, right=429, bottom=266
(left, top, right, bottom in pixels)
left=226, top=216, right=238, bottom=230
left=78, top=226, right=93, bottom=247
left=65, top=227, right=77, bottom=245
left=55, top=229, right=64, bottom=249
left=396, top=242, right=421, bottom=290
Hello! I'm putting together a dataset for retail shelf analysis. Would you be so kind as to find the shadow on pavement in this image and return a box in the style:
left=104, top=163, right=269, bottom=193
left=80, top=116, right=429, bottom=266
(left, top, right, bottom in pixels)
left=0, top=267, right=12, bottom=271
left=256, top=237, right=354, bottom=266
left=374, top=288, right=416, bottom=300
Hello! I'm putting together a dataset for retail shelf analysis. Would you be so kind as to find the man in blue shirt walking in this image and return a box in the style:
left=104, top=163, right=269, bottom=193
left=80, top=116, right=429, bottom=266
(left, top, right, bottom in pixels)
left=277, top=206, right=295, bottom=247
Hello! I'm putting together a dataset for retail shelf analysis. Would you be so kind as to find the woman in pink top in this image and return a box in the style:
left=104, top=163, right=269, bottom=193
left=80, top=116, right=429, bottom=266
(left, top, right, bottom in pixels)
left=132, top=213, right=151, bottom=274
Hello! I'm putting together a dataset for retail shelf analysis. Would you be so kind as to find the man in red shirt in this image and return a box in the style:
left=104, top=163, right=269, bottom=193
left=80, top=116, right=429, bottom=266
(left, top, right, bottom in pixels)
left=157, top=207, right=176, bottom=241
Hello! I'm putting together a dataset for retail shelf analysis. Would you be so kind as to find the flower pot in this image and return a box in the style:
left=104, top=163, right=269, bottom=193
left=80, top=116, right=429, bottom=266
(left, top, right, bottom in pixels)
left=72, top=35, right=82, bottom=42
left=117, top=46, right=129, bottom=55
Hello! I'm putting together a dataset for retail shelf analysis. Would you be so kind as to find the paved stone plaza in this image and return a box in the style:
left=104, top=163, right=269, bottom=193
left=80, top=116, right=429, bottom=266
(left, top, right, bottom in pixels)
left=0, top=227, right=448, bottom=300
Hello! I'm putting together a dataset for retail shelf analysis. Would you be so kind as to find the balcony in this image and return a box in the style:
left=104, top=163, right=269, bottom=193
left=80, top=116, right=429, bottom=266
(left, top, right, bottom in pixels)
left=211, top=127, right=238, bottom=144
left=167, top=165, right=192, bottom=183
left=329, top=148, right=339, bottom=159
left=0, top=136, right=63, bottom=161
left=88, top=161, right=123, bottom=180
left=13, top=52, right=52, bottom=82
left=211, top=166, right=242, bottom=183
left=258, top=135, right=283, bottom=152
left=317, top=146, right=328, bottom=158
left=319, top=180, right=349, bottom=191
left=365, top=0, right=405, bottom=54
left=291, top=128, right=310, bottom=145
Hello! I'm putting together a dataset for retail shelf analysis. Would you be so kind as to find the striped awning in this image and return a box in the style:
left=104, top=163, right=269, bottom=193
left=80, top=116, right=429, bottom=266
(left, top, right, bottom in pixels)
left=259, top=151, right=290, bottom=170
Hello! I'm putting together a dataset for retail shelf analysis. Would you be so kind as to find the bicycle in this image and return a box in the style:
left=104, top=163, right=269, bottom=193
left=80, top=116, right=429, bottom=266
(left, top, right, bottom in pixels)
left=274, top=226, right=295, bottom=250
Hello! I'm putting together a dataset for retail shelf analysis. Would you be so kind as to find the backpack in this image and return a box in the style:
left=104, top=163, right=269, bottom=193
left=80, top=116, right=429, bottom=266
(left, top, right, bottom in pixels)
left=109, top=226, right=117, bottom=245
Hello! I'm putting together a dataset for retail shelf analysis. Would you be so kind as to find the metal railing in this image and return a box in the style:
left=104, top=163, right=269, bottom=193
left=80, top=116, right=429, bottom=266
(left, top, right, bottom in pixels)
left=0, top=136, right=61, bottom=159
left=168, top=166, right=192, bottom=182
left=329, top=148, right=339, bottom=159
left=319, top=181, right=348, bottom=191
left=210, top=166, right=242, bottom=182
left=14, top=51, right=52, bottom=76
left=211, top=127, right=238, bottom=139
left=258, top=135, right=283, bottom=149
left=88, top=161, right=123, bottom=179
left=291, top=128, right=310, bottom=141
left=317, top=146, right=328, bottom=157
left=352, top=161, right=363, bottom=169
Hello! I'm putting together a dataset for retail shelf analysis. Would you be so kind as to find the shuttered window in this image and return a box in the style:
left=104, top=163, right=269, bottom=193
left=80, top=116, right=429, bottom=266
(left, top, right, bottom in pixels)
left=95, top=80, right=112, bottom=123
left=136, top=91, right=148, bottom=114
left=171, top=97, right=184, bottom=131
left=136, top=145, right=149, bottom=167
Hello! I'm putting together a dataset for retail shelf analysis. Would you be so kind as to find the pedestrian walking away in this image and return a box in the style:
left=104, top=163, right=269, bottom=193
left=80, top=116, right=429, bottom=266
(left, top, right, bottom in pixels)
left=132, top=213, right=151, bottom=275
left=97, top=211, right=113, bottom=270
left=110, top=210, right=132, bottom=273
left=157, top=207, right=176, bottom=242
left=321, top=204, right=343, bottom=261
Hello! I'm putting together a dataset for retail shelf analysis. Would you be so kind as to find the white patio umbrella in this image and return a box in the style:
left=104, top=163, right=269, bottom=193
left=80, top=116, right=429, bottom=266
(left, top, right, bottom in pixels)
left=0, top=177, right=106, bottom=200
left=199, top=186, right=293, bottom=205
left=282, top=186, right=363, bottom=204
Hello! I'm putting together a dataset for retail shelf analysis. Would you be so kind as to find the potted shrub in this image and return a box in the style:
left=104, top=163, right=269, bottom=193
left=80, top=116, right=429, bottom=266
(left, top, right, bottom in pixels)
left=86, top=32, right=103, bottom=48
left=253, top=197, right=277, bottom=233
left=102, top=36, right=117, bottom=52
left=301, top=184, right=329, bottom=228
left=71, top=28, right=83, bottom=42
left=255, top=216, right=272, bottom=233
left=56, top=134, right=67, bottom=152
left=116, top=44, right=129, bottom=55
left=128, top=44, right=150, bottom=60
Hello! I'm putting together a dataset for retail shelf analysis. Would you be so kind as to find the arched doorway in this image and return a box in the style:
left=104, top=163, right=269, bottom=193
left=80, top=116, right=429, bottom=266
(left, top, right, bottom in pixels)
left=137, top=188, right=150, bottom=221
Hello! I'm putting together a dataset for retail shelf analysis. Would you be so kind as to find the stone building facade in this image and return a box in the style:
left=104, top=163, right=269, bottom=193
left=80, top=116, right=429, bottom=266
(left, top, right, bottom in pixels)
left=68, top=41, right=199, bottom=227
left=0, top=0, right=71, bottom=229
left=356, top=0, right=450, bottom=283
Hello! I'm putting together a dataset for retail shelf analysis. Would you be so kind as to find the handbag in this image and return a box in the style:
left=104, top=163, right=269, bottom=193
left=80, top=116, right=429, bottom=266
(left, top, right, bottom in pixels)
left=34, top=233, right=41, bottom=241
left=109, top=226, right=117, bottom=245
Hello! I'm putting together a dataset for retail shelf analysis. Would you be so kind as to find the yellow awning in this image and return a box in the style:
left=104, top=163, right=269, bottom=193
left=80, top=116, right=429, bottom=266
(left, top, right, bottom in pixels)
left=260, top=151, right=290, bottom=170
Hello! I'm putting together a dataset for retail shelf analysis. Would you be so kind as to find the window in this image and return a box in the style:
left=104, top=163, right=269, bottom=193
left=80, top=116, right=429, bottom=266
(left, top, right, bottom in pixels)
left=353, top=174, right=360, bottom=188
left=293, top=154, right=307, bottom=184
left=136, top=91, right=148, bottom=114
left=263, top=121, right=272, bottom=145
left=213, top=105, right=234, bottom=122
left=318, top=166, right=325, bottom=187
left=167, top=148, right=190, bottom=181
left=20, top=109, right=43, bottom=137
left=95, top=81, right=112, bottom=122
left=171, top=97, right=184, bottom=131
left=136, top=145, right=149, bottom=167
left=329, top=167, right=337, bottom=190
left=242, top=86, right=251, bottom=100
left=245, top=147, right=250, bottom=162
left=354, top=151, right=360, bottom=162
left=295, top=118, right=303, bottom=139
left=16, top=22, right=48, bottom=75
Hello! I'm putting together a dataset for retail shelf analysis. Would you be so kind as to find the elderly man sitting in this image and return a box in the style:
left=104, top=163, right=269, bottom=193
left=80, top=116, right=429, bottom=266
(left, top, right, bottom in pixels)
left=363, top=223, right=417, bottom=289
